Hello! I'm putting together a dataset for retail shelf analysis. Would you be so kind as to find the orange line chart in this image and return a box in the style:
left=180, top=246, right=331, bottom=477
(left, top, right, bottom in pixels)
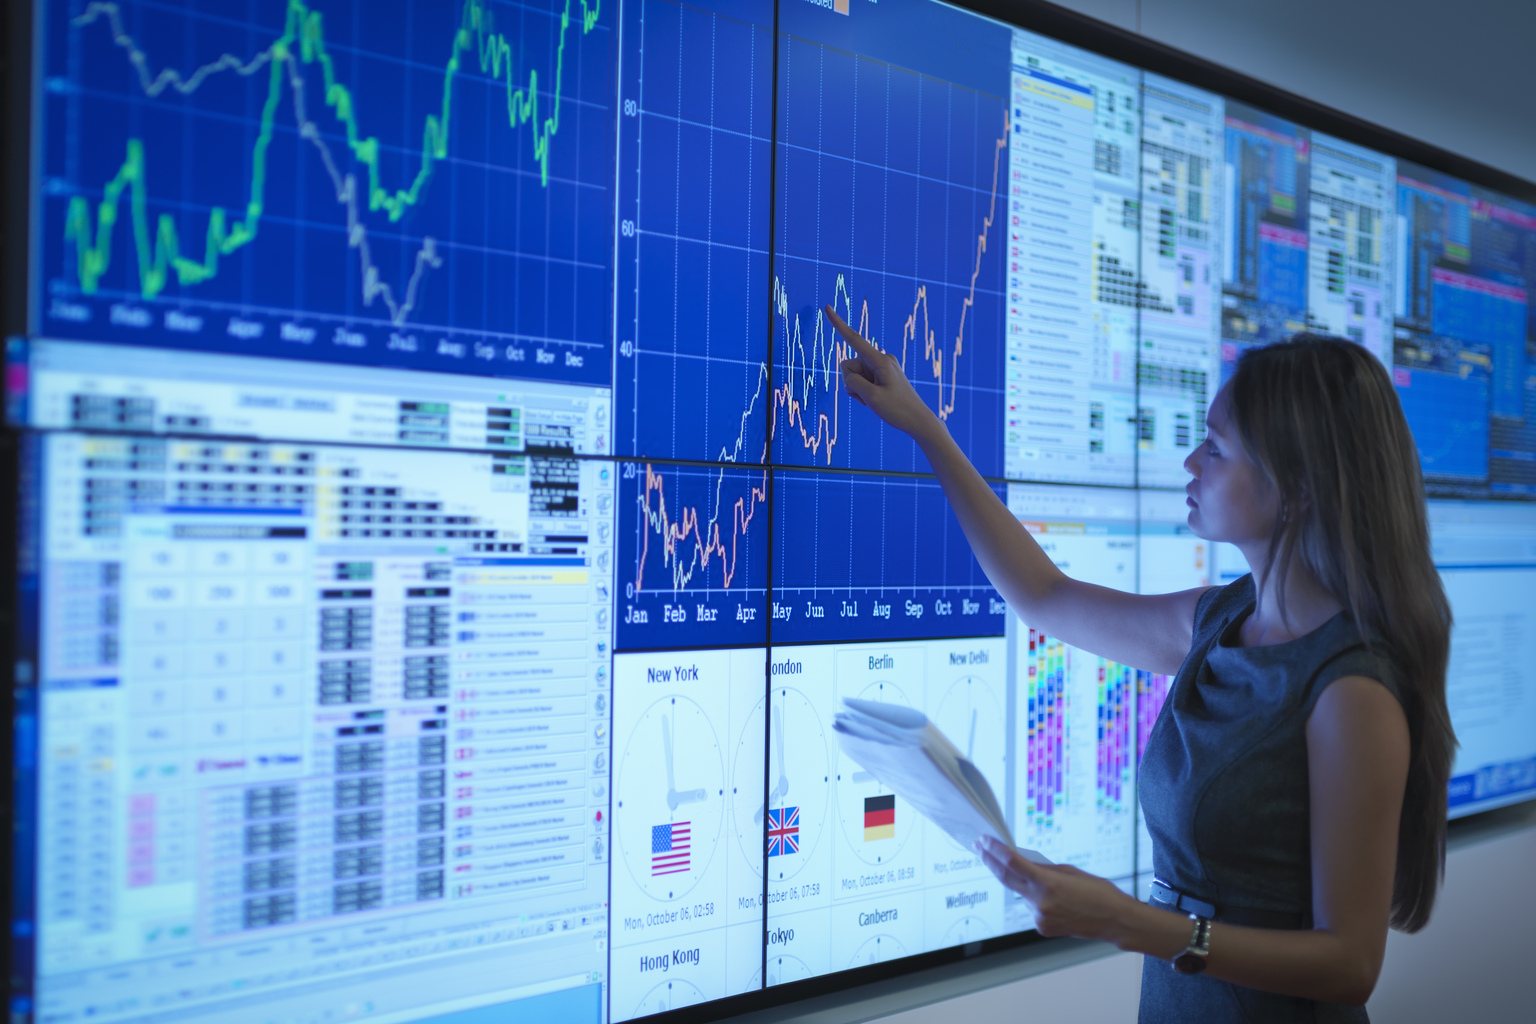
left=768, top=116, right=1007, bottom=467
left=635, top=464, right=768, bottom=593
left=620, top=460, right=769, bottom=647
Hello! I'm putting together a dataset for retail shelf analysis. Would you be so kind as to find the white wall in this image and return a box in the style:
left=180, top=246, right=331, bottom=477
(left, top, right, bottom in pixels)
left=1036, top=0, right=1536, bottom=185
left=864, top=813, right=1536, bottom=1023
left=1368, top=814, right=1536, bottom=1021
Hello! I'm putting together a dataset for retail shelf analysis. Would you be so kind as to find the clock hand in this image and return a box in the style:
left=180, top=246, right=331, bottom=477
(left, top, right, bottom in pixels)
left=774, top=703, right=789, bottom=802
left=664, top=712, right=682, bottom=812
left=967, top=708, right=977, bottom=762
left=755, top=705, right=786, bottom=824
left=664, top=711, right=707, bottom=812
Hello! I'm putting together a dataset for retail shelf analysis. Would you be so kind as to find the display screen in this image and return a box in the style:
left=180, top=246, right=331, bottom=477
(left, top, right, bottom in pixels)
left=9, top=0, right=1536, bottom=1022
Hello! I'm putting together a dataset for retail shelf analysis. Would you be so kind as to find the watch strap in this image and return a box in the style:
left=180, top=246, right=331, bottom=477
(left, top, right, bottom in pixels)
left=1171, top=914, right=1211, bottom=975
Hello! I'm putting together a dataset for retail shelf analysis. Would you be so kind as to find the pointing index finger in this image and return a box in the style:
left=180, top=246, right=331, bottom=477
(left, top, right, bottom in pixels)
left=824, top=304, right=881, bottom=362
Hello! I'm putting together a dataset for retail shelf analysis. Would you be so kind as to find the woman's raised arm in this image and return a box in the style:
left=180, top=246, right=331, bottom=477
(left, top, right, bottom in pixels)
left=831, top=304, right=1205, bottom=674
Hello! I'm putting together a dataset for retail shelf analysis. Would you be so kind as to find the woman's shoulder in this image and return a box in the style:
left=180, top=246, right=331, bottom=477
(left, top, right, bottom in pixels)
left=1193, top=574, right=1256, bottom=631
left=1311, top=625, right=1407, bottom=712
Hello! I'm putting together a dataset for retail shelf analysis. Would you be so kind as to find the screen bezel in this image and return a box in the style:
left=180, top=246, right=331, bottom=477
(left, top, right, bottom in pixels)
left=4, top=1, right=1535, bottom=1022
left=4, top=0, right=37, bottom=1014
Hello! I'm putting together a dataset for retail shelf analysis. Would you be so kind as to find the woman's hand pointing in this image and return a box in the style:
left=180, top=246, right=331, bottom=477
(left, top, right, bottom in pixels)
left=829, top=304, right=945, bottom=445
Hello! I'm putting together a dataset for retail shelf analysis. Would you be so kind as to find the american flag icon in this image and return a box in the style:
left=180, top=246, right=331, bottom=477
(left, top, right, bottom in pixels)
left=651, top=821, right=691, bottom=876
left=767, top=806, right=799, bottom=857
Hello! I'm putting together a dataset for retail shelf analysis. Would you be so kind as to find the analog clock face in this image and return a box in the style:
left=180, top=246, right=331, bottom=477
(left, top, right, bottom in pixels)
left=849, top=933, right=908, bottom=967
left=616, top=695, right=724, bottom=901
left=753, top=953, right=812, bottom=988
left=946, top=914, right=995, bottom=946
left=730, top=695, right=766, bottom=876
left=634, top=979, right=706, bottom=1017
left=835, top=679, right=914, bottom=864
left=731, top=687, right=829, bottom=880
left=932, top=674, right=1006, bottom=851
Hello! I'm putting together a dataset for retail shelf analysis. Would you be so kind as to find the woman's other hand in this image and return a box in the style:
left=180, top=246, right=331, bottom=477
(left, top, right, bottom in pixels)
left=976, top=836, right=1140, bottom=942
left=830, top=304, right=944, bottom=445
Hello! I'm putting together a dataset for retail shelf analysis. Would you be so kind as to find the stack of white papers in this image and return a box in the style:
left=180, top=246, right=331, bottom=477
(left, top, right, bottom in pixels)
left=833, top=697, right=1050, bottom=864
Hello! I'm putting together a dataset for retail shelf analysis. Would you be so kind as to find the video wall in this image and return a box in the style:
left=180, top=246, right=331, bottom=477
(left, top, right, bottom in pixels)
left=7, top=0, right=1536, bottom=1022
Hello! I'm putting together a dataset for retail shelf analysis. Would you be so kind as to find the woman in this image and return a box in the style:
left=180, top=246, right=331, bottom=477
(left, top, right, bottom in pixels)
left=830, top=308, right=1454, bottom=1022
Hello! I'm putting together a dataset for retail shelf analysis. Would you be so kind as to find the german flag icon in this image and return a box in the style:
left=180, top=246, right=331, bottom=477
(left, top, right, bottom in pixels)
left=863, top=794, right=895, bottom=841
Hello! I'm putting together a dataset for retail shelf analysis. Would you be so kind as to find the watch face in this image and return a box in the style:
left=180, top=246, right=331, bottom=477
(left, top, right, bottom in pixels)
left=1172, top=952, right=1208, bottom=975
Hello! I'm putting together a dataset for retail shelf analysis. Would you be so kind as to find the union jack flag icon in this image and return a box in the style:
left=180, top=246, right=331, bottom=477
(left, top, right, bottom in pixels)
left=767, top=806, right=799, bottom=857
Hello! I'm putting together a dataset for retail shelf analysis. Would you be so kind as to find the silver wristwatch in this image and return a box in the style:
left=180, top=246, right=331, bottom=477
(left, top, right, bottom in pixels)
left=1172, top=914, right=1211, bottom=975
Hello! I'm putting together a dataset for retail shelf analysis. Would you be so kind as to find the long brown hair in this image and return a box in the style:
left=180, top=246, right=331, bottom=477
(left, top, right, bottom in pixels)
left=1228, top=334, right=1455, bottom=933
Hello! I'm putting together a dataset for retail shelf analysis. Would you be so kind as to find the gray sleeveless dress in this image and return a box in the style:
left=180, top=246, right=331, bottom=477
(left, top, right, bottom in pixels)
left=1138, top=575, right=1402, bottom=1023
